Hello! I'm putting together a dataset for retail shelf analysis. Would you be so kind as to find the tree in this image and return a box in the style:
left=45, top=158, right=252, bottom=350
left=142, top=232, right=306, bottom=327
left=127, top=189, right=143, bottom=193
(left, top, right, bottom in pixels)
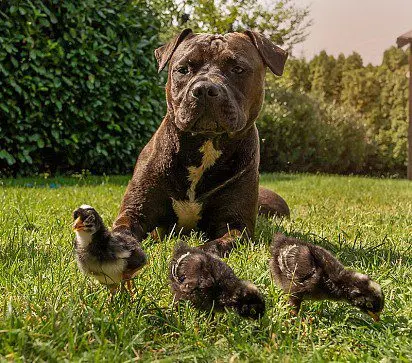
left=149, top=0, right=312, bottom=48
left=264, top=46, right=408, bottom=176
left=330, top=53, right=346, bottom=101
left=280, top=57, right=311, bottom=93
left=381, top=46, right=408, bottom=71
left=341, top=66, right=381, bottom=115
left=374, top=47, right=409, bottom=171
left=342, top=52, right=363, bottom=72
left=309, top=51, right=337, bottom=100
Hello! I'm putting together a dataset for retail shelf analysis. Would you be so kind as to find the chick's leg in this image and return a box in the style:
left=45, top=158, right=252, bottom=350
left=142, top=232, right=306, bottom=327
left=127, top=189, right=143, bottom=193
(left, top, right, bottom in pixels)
left=109, top=284, right=120, bottom=295
left=288, top=295, right=302, bottom=316
left=122, top=273, right=136, bottom=298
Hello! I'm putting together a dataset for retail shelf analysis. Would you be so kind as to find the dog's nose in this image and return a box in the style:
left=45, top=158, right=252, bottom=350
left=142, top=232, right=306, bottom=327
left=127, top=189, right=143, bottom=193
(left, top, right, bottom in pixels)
left=191, top=82, right=221, bottom=99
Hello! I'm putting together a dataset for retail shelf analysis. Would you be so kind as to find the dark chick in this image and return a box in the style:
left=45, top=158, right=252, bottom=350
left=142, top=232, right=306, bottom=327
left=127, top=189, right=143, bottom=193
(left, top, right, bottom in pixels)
left=72, top=205, right=146, bottom=294
left=269, top=233, right=384, bottom=321
left=170, top=242, right=265, bottom=319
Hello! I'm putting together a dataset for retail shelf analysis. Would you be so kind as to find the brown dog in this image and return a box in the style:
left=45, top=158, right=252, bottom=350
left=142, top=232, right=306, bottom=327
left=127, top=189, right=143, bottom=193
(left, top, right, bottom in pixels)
left=110, top=29, right=288, bottom=258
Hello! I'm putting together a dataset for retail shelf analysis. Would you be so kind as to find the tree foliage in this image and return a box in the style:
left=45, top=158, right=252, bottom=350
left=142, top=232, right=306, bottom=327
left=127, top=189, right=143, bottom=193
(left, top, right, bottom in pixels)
left=259, top=46, right=409, bottom=176
left=149, top=0, right=311, bottom=47
left=258, top=80, right=367, bottom=174
left=0, top=0, right=164, bottom=176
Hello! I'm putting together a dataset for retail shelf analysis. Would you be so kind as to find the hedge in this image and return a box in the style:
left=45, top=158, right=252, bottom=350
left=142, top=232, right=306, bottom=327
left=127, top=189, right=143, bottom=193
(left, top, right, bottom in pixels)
left=257, top=84, right=368, bottom=174
left=0, top=0, right=164, bottom=176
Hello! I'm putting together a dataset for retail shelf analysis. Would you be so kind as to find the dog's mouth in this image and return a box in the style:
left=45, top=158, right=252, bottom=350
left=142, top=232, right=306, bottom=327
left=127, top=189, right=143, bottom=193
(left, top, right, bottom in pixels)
left=189, top=129, right=225, bottom=137
left=189, top=115, right=227, bottom=135
left=175, top=100, right=245, bottom=135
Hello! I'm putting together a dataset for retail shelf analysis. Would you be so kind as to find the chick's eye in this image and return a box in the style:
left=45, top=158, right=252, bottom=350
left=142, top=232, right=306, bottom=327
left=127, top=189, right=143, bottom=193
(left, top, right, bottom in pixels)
left=85, top=215, right=95, bottom=223
left=366, top=302, right=373, bottom=309
left=176, top=66, right=189, bottom=75
left=232, top=65, right=245, bottom=74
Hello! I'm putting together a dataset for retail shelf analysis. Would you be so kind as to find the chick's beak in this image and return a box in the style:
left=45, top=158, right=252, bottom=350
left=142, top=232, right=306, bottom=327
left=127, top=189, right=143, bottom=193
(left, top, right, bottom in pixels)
left=73, top=216, right=85, bottom=231
left=367, top=311, right=380, bottom=322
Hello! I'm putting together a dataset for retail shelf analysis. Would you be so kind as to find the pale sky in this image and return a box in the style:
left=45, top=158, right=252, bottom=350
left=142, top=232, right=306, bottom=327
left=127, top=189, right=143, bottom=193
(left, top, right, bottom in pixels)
left=292, top=0, right=412, bottom=65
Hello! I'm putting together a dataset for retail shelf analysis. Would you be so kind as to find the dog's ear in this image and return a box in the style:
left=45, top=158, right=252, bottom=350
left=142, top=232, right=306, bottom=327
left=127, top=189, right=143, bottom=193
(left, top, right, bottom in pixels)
left=155, top=28, right=193, bottom=73
left=244, top=30, right=288, bottom=76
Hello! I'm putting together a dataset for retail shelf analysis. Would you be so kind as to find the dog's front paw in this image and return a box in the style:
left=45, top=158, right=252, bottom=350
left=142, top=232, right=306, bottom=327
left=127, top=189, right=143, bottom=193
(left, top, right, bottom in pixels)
left=199, top=229, right=242, bottom=257
left=198, top=240, right=221, bottom=257
left=199, top=239, right=233, bottom=258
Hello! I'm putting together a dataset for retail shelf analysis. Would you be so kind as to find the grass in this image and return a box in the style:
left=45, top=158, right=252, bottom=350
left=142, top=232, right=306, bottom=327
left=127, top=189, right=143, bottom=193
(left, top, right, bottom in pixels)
left=0, top=173, right=411, bottom=362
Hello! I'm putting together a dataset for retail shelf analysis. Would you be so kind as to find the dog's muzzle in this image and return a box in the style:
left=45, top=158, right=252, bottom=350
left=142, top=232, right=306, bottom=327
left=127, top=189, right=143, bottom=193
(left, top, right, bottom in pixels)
left=175, top=78, right=243, bottom=134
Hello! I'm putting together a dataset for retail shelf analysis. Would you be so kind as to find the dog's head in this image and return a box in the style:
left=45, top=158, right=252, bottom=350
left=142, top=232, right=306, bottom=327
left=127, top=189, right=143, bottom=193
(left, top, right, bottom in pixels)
left=155, top=29, right=287, bottom=137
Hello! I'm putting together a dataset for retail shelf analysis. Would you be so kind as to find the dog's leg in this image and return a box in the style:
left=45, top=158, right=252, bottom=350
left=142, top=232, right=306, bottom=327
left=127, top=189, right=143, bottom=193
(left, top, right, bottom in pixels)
left=258, top=187, right=290, bottom=219
left=112, top=211, right=146, bottom=240
left=197, top=164, right=258, bottom=257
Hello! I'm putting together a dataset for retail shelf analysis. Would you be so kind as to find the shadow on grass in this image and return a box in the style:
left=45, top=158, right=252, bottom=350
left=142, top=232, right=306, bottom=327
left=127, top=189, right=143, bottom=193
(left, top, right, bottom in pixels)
left=255, top=216, right=412, bottom=269
left=0, top=175, right=132, bottom=188
left=1, top=172, right=297, bottom=189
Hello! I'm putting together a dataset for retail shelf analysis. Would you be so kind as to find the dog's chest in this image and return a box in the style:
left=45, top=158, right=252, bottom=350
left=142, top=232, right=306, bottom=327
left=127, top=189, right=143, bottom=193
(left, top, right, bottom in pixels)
left=172, top=140, right=222, bottom=230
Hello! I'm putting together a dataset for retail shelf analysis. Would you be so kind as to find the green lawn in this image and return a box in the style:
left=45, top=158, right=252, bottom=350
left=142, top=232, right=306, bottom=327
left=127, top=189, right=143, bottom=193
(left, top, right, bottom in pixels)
left=1, top=173, right=411, bottom=362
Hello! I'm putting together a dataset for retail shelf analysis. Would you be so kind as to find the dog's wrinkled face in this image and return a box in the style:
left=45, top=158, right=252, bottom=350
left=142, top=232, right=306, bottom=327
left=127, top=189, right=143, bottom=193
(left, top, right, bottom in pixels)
left=166, top=33, right=266, bottom=136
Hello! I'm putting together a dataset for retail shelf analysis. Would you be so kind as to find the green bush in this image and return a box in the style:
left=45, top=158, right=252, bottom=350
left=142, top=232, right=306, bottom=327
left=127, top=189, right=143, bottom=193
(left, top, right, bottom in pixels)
left=0, top=0, right=164, bottom=176
left=257, top=82, right=367, bottom=174
left=277, top=49, right=408, bottom=176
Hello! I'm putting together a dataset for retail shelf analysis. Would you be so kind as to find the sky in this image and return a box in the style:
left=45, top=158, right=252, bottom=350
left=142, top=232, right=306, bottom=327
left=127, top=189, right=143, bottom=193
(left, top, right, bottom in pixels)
left=292, top=0, right=412, bottom=65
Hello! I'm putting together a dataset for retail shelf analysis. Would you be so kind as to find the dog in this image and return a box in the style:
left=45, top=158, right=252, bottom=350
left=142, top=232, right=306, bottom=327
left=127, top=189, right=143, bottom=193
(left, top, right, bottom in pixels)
left=108, top=29, right=288, bottom=258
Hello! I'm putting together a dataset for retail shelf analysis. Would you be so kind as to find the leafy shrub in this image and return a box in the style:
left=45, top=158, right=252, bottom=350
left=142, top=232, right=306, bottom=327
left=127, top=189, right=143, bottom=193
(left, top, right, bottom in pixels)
left=257, top=83, right=367, bottom=174
left=0, top=0, right=164, bottom=176
left=276, top=48, right=408, bottom=177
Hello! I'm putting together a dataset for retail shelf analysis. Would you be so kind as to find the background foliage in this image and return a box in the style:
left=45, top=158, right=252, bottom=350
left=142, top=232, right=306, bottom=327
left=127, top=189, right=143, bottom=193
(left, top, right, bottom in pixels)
left=0, top=1, right=409, bottom=177
left=258, top=47, right=409, bottom=176
left=148, top=0, right=311, bottom=46
left=0, top=0, right=164, bottom=176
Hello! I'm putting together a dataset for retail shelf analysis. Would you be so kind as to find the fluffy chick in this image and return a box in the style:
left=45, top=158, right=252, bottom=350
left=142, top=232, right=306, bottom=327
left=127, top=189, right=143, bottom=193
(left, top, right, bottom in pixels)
left=269, top=233, right=384, bottom=321
left=73, top=205, right=146, bottom=294
left=170, top=242, right=265, bottom=319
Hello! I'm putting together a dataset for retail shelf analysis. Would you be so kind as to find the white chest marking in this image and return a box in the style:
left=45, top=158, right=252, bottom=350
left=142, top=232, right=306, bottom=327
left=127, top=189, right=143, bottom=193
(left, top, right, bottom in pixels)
left=186, top=140, right=222, bottom=201
left=75, top=230, right=92, bottom=248
left=172, top=200, right=203, bottom=230
left=172, top=140, right=222, bottom=230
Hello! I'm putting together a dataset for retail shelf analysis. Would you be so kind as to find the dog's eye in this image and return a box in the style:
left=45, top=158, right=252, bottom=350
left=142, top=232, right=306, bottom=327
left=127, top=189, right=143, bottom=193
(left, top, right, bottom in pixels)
left=178, top=275, right=186, bottom=283
left=177, top=66, right=189, bottom=75
left=232, top=66, right=245, bottom=74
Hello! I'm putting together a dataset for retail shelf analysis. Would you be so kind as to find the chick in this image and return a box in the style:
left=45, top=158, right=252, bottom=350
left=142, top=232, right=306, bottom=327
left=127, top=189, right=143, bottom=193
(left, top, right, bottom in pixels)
left=170, top=242, right=265, bottom=319
left=72, top=205, right=146, bottom=294
left=269, top=233, right=384, bottom=321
